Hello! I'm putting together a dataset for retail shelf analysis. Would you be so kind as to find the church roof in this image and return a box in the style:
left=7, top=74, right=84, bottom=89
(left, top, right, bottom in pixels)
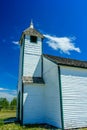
left=23, top=27, right=44, bottom=38
left=43, top=54, right=87, bottom=68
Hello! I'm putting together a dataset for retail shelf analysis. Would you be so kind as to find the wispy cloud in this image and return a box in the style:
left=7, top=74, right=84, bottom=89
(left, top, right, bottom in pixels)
left=11, top=41, right=19, bottom=50
left=0, top=88, right=9, bottom=91
left=12, top=41, right=19, bottom=45
left=44, top=34, right=81, bottom=55
left=5, top=72, right=17, bottom=80
left=0, top=88, right=17, bottom=101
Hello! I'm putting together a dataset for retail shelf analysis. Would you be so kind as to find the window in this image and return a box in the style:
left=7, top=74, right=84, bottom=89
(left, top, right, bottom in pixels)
left=30, top=36, right=37, bottom=43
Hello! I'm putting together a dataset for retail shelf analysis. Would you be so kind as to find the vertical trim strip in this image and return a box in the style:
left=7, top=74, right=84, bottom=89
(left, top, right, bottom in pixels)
left=21, top=83, right=23, bottom=124
left=21, top=36, right=25, bottom=125
left=58, top=66, right=64, bottom=130
left=41, top=55, right=43, bottom=78
left=41, top=38, right=43, bottom=78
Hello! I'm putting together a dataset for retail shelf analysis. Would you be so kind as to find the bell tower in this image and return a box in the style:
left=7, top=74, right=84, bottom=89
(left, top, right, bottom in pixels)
left=19, top=21, right=44, bottom=79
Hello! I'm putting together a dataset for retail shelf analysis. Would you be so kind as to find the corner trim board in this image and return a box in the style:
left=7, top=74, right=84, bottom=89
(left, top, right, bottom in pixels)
left=21, top=36, right=25, bottom=125
left=58, top=66, right=64, bottom=130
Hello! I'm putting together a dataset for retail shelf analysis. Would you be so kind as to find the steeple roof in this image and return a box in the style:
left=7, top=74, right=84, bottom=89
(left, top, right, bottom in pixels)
left=20, top=21, right=44, bottom=44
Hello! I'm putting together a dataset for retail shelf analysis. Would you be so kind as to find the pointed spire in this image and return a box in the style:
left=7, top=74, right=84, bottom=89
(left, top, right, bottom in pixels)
left=29, top=20, right=34, bottom=29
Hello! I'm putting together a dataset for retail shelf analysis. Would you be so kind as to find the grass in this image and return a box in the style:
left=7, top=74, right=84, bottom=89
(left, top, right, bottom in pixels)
left=0, top=110, right=16, bottom=120
left=0, top=110, right=58, bottom=130
left=0, top=123, right=58, bottom=130
left=0, top=110, right=87, bottom=130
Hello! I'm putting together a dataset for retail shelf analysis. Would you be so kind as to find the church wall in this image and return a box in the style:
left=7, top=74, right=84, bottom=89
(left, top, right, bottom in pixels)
left=43, top=57, right=62, bottom=128
left=60, top=66, right=87, bottom=129
left=23, top=84, right=45, bottom=124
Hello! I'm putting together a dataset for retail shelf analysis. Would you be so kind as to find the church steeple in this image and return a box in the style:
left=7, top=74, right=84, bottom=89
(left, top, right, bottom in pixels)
left=29, top=20, right=34, bottom=29
left=20, top=21, right=44, bottom=44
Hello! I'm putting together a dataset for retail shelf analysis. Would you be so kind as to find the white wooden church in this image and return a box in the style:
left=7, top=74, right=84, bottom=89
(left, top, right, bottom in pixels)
left=17, top=21, right=87, bottom=129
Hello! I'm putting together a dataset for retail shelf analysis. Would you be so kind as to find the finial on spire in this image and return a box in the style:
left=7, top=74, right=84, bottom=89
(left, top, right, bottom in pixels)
left=30, top=20, right=34, bottom=28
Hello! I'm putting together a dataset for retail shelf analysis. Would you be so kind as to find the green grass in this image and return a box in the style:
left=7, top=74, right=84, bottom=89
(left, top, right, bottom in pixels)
left=0, top=110, right=16, bottom=120
left=0, top=110, right=58, bottom=130
left=0, top=123, right=58, bottom=130
left=0, top=110, right=87, bottom=130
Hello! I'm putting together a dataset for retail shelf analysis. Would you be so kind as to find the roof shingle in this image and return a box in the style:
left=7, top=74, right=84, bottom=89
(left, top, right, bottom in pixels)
left=44, top=54, right=87, bottom=68
left=20, top=27, right=44, bottom=44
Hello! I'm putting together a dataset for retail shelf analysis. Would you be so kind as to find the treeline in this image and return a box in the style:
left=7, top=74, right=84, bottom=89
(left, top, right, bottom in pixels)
left=0, top=97, right=17, bottom=111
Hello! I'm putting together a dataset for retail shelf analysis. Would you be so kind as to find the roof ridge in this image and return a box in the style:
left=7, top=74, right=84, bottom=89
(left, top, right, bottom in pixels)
left=43, top=54, right=87, bottom=62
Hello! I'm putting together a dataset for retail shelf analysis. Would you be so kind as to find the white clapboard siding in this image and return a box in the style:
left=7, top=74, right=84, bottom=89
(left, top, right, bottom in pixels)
left=60, top=66, right=87, bottom=129
left=23, top=35, right=42, bottom=77
left=43, top=57, right=62, bottom=128
left=23, top=84, right=45, bottom=124
left=24, top=36, right=42, bottom=55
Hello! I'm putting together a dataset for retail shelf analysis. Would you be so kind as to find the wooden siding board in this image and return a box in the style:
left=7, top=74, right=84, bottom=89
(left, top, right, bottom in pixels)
left=43, top=57, right=62, bottom=128
left=60, top=66, right=87, bottom=129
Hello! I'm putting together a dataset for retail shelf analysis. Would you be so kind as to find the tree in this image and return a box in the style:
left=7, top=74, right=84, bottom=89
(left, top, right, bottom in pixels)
left=0, top=105, right=2, bottom=111
left=10, top=97, right=17, bottom=110
left=0, top=98, right=9, bottom=110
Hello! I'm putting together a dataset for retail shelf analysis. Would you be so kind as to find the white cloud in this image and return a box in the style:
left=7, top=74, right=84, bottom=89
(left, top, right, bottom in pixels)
left=44, top=34, right=81, bottom=54
left=0, top=88, right=8, bottom=91
left=12, top=41, right=20, bottom=50
left=12, top=41, right=19, bottom=45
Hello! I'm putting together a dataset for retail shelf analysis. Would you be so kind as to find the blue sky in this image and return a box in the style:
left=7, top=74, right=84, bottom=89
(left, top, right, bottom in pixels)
left=0, top=0, right=87, bottom=100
